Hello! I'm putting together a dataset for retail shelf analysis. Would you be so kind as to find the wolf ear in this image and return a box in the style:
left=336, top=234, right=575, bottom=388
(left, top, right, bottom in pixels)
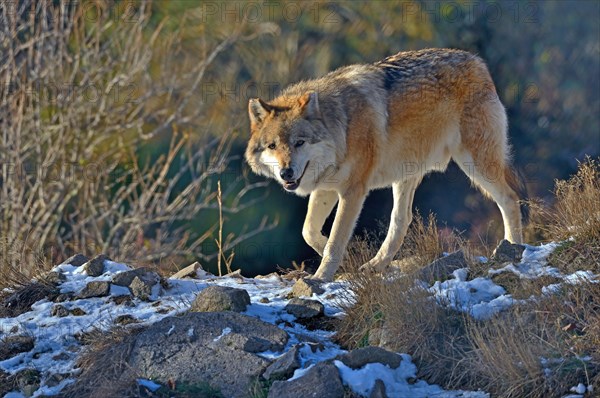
left=298, top=91, right=320, bottom=119
left=248, top=98, right=271, bottom=128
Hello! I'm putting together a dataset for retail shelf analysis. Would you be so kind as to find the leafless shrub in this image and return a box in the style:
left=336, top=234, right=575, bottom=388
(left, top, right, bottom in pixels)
left=395, top=211, right=470, bottom=273
left=336, top=214, right=472, bottom=366
left=0, top=1, right=276, bottom=287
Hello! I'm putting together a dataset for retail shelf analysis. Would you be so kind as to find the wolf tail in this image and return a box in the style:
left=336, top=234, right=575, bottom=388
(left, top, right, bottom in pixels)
left=505, top=164, right=529, bottom=225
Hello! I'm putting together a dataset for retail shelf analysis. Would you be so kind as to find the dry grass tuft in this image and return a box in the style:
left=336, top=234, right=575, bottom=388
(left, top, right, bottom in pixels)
left=278, top=261, right=311, bottom=281
left=336, top=213, right=476, bottom=386
left=489, top=273, right=563, bottom=300
left=0, top=237, right=55, bottom=290
left=537, top=157, right=600, bottom=274
left=549, top=239, right=600, bottom=276
left=336, top=253, right=474, bottom=387
left=62, top=327, right=141, bottom=398
left=548, top=157, right=600, bottom=243
left=466, top=310, right=550, bottom=397
left=0, top=281, right=57, bottom=318
left=467, top=280, right=600, bottom=397
left=380, top=211, right=475, bottom=274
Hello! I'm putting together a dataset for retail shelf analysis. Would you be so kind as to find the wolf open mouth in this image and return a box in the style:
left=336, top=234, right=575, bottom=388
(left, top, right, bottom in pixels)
left=283, top=162, right=310, bottom=191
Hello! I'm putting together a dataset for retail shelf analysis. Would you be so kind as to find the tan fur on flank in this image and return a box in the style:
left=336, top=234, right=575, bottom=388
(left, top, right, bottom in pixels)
left=246, top=49, right=526, bottom=281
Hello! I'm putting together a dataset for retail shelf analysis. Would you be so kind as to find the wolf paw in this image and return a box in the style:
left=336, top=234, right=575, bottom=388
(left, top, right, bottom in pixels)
left=359, top=258, right=390, bottom=273
left=310, top=270, right=334, bottom=282
left=358, top=264, right=375, bottom=273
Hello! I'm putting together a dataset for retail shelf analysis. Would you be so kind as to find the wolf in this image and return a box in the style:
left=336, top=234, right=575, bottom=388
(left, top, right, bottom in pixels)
left=245, top=48, right=527, bottom=281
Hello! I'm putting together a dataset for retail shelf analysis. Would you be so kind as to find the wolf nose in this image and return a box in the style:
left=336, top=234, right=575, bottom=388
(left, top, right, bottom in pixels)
left=280, top=168, right=295, bottom=182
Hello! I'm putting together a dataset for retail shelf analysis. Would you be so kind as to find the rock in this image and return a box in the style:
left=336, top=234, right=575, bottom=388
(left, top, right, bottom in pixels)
left=255, top=272, right=283, bottom=282
left=418, top=250, right=469, bottom=282
left=13, top=368, right=40, bottom=397
left=112, top=267, right=152, bottom=287
left=52, top=352, right=71, bottom=361
left=78, top=281, right=111, bottom=298
left=305, top=342, right=325, bottom=352
left=190, top=285, right=250, bottom=313
left=51, top=304, right=69, bottom=317
left=44, top=271, right=66, bottom=285
left=110, top=295, right=134, bottom=306
left=0, top=335, right=35, bottom=361
left=291, top=278, right=325, bottom=297
left=263, top=344, right=302, bottom=380
left=285, top=298, right=325, bottom=319
left=129, top=272, right=161, bottom=301
left=21, top=383, right=38, bottom=397
left=268, top=361, right=344, bottom=398
left=63, top=253, right=89, bottom=267
left=492, top=239, right=526, bottom=263
left=336, top=347, right=401, bottom=370
left=82, top=254, right=110, bottom=276
left=70, top=307, right=87, bottom=316
left=370, top=379, right=388, bottom=398
left=53, top=293, right=73, bottom=303
left=45, top=372, right=70, bottom=387
left=216, top=333, right=275, bottom=353
left=115, top=314, right=138, bottom=325
left=224, top=269, right=244, bottom=279
left=170, top=262, right=209, bottom=279
left=128, top=312, right=288, bottom=398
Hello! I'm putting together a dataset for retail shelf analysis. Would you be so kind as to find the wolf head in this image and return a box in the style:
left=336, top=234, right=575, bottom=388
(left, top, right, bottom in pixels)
left=245, top=91, right=337, bottom=196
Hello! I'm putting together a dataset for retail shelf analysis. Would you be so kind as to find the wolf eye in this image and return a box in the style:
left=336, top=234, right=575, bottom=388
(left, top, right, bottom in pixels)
left=268, top=143, right=276, bottom=150
left=295, top=140, right=305, bottom=148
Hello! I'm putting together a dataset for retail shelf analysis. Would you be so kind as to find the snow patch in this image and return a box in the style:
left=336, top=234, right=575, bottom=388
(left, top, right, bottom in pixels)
left=213, top=327, right=232, bottom=342
left=429, top=269, right=513, bottom=320
left=335, top=354, right=489, bottom=398
left=137, top=378, right=162, bottom=392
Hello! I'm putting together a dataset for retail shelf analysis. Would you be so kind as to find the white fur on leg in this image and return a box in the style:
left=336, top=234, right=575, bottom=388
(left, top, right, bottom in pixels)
left=359, top=179, right=419, bottom=273
left=311, top=189, right=365, bottom=281
left=302, top=190, right=338, bottom=256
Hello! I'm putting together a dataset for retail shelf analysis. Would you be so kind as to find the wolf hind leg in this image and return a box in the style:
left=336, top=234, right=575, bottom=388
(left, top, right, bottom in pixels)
left=302, top=190, right=338, bottom=256
left=456, top=95, right=524, bottom=244
left=360, top=177, right=421, bottom=272
left=454, top=150, right=524, bottom=244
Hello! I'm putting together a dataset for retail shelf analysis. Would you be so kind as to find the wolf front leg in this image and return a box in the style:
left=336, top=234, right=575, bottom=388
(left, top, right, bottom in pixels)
left=360, top=177, right=420, bottom=272
left=302, top=190, right=338, bottom=256
left=311, top=187, right=366, bottom=281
